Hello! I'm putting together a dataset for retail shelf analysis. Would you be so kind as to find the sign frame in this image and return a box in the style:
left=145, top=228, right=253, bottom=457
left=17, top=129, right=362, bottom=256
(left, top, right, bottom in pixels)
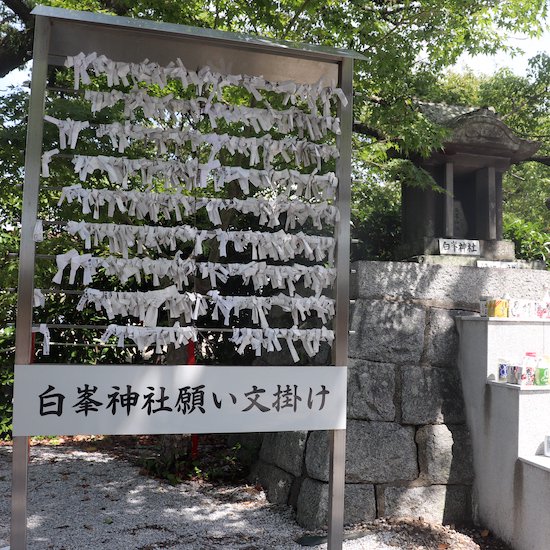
left=13, top=364, right=347, bottom=436
left=12, top=6, right=363, bottom=549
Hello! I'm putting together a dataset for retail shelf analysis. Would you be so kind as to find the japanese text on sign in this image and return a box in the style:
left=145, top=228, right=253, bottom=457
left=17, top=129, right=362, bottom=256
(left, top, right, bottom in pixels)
left=14, top=364, right=347, bottom=436
left=438, top=238, right=480, bottom=256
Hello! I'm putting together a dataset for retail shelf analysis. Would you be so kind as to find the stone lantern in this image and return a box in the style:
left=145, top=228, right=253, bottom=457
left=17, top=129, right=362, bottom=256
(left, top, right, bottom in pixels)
left=400, top=103, right=540, bottom=263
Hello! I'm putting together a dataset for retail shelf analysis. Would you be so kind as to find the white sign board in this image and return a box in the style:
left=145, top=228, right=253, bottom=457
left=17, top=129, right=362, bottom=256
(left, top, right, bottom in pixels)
left=13, top=364, right=347, bottom=436
left=439, top=238, right=480, bottom=256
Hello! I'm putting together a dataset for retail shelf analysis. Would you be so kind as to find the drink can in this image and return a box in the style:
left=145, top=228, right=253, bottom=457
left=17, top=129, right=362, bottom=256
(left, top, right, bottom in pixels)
left=497, top=360, right=509, bottom=382
left=536, top=301, right=548, bottom=319
left=511, top=365, right=523, bottom=385
left=488, top=298, right=509, bottom=318
left=507, top=364, right=517, bottom=383
left=479, top=296, right=490, bottom=317
left=535, top=366, right=550, bottom=386
left=525, top=366, right=536, bottom=385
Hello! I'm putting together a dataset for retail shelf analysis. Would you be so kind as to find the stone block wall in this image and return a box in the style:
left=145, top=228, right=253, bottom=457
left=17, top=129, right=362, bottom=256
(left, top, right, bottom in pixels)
left=251, top=260, right=550, bottom=529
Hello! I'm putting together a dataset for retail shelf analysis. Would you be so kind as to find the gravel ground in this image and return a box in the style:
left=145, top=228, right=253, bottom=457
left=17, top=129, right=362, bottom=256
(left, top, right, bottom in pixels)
left=0, top=444, right=511, bottom=549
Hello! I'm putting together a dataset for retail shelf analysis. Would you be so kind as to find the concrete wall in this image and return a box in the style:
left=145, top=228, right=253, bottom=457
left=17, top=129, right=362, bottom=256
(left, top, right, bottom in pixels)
left=251, top=261, right=550, bottom=529
left=458, top=317, right=550, bottom=550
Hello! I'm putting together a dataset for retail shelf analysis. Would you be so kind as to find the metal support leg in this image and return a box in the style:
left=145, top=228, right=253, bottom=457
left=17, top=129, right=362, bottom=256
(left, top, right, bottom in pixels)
left=327, top=54, right=353, bottom=550
left=327, top=429, right=346, bottom=549
left=11, top=14, right=51, bottom=550
left=10, top=438, right=29, bottom=550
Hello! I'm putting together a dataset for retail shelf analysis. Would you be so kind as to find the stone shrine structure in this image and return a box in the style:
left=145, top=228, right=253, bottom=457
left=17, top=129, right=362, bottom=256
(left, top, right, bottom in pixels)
left=400, top=103, right=540, bottom=261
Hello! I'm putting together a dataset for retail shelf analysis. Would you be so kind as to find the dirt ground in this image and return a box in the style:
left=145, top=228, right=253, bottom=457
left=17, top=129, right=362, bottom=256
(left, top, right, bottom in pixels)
left=1, top=435, right=513, bottom=550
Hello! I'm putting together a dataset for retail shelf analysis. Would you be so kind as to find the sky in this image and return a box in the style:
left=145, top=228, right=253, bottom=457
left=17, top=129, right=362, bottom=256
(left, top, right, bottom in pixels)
left=454, top=27, right=550, bottom=76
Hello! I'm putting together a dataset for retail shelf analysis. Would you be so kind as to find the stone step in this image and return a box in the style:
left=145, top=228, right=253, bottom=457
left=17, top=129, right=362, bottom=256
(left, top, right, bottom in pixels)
left=458, top=317, right=550, bottom=550
left=512, top=456, right=550, bottom=548
left=518, top=454, right=550, bottom=472
left=486, top=381, right=550, bottom=456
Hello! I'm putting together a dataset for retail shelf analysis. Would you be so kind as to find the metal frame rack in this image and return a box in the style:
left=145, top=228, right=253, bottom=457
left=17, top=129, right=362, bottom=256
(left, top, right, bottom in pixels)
left=12, top=6, right=364, bottom=549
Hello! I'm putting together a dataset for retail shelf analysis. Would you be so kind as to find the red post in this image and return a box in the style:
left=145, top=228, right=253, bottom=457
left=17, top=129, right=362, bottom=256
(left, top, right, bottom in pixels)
left=28, top=332, right=36, bottom=459
left=188, top=341, right=199, bottom=459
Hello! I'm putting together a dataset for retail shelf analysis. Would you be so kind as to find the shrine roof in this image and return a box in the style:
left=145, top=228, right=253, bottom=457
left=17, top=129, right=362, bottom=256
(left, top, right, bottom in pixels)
left=416, top=101, right=540, bottom=163
left=417, top=101, right=487, bottom=124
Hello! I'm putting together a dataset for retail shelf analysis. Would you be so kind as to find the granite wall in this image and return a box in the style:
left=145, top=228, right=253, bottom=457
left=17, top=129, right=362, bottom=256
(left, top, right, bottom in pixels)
left=251, top=260, right=550, bottom=528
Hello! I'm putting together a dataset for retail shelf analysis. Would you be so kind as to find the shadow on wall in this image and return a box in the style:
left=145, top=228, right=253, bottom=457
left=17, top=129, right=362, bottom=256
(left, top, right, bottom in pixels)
left=252, top=259, right=550, bottom=529
left=347, top=260, right=498, bottom=526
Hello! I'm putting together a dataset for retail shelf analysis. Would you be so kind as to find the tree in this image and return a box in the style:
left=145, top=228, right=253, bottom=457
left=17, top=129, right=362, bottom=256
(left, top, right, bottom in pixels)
left=1, top=1, right=548, bottom=140
left=1, top=1, right=549, bottom=438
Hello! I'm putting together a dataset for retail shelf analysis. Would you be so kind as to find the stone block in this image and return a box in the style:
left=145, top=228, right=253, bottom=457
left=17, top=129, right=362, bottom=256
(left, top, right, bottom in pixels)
left=296, top=479, right=377, bottom=529
left=352, top=261, right=550, bottom=307
left=259, top=433, right=278, bottom=464
left=345, top=421, right=418, bottom=483
left=349, top=300, right=425, bottom=364
left=401, top=366, right=465, bottom=424
left=416, top=425, right=474, bottom=484
left=383, top=485, right=472, bottom=524
left=249, top=461, right=294, bottom=505
left=348, top=359, right=396, bottom=421
left=344, top=484, right=377, bottom=525
left=296, top=477, right=328, bottom=529
left=305, top=421, right=418, bottom=483
left=304, top=430, right=330, bottom=482
left=426, top=309, right=463, bottom=367
left=259, top=431, right=307, bottom=477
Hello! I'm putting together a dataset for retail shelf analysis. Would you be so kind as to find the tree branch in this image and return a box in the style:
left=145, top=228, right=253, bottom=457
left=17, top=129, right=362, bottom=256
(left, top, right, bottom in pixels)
left=281, top=0, right=314, bottom=39
left=0, top=0, right=135, bottom=77
left=0, top=27, right=32, bottom=78
left=521, top=156, right=550, bottom=166
left=353, top=122, right=385, bottom=140
left=0, top=1, right=33, bottom=77
left=2, top=0, right=32, bottom=24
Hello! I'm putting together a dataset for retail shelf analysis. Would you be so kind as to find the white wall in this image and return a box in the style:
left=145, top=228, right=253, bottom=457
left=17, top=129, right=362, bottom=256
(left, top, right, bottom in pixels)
left=457, top=318, right=550, bottom=550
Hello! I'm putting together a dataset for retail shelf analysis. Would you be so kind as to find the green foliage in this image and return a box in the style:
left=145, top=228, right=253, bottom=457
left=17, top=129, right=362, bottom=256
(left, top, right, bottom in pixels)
left=2, top=0, right=547, bottom=156
left=142, top=441, right=244, bottom=484
left=0, top=327, right=14, bottom=439
left=424, top=70, right=486, bottom=106
left=351, top=137, right=439, bottom=260
left=351, top=167, right=401, bottom=261
left=503, top=215, right=550, bottom=264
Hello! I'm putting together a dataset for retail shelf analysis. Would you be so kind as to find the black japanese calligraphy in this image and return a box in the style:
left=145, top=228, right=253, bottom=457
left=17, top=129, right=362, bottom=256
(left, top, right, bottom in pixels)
left=73, top=384, right=102, bottom=416
left=35, top=381, right=335, bottom=419
left=106, top=385, right=139, bottom=415
left=39, top=385, right=65, bottom=416
left=175, top=385, right=205, bottom=414
left=272, top=384, right=301, bottom=412
left=242, top=385, right=270, bottom=412
left=307, top=385, right=329, bottom=410
left=142, top=386, right=173, bottom=414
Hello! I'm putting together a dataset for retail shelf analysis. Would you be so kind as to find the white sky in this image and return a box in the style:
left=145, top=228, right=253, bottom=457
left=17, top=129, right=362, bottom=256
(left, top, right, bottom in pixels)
left=0, top=62, right=31, bottom=92
left=454, top=27, right=550, bottom=76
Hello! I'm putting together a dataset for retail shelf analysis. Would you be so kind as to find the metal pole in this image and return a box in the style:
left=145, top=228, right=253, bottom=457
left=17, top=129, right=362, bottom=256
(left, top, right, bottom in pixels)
left=327, top=57, right=353, bottom=550
left=12, top=15, right=51, bottom=550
